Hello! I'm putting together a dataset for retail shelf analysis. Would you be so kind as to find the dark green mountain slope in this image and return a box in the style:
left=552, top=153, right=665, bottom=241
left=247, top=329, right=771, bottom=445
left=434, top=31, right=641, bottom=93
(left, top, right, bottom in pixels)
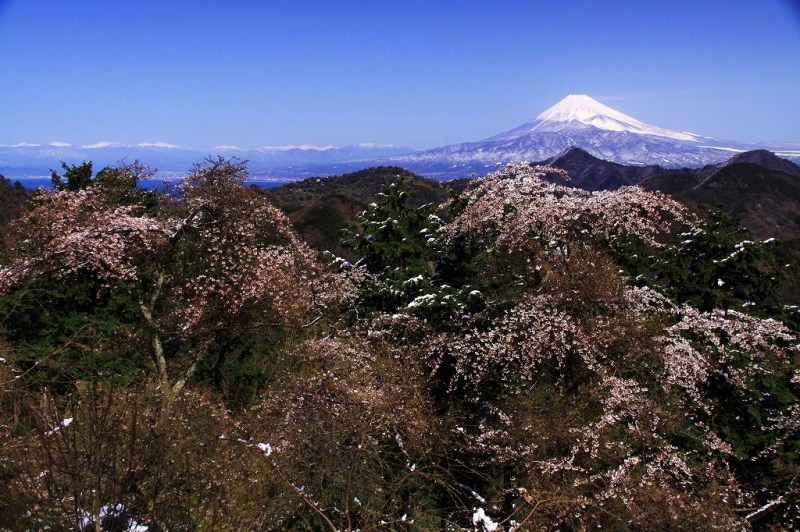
left=264, top=166, right=467, bottom=257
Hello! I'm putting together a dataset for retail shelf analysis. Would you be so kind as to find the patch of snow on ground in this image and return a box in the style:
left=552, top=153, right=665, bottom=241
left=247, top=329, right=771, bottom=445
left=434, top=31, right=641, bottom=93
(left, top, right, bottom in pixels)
left=472, top=507, right=498, bottom=531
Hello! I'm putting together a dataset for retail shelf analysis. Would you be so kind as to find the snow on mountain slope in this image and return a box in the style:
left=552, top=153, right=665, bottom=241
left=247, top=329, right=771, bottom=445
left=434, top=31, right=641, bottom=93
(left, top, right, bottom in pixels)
left=0, top=141, right=415, bottom=179
left=387, top=95, right=800, bottom=177
left=488, top=95, right=703, bottom=142
left=2, top=95, right=797, bottom=181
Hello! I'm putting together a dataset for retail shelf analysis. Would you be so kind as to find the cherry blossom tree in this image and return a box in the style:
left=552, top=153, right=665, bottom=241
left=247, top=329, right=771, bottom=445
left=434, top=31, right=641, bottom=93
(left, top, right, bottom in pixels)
left=3, top=159, right=798, bottom=528
left=0, top=158, right=336, bottom=401
left=444, top=162, right=694, bottom=253
left=420, top=164, right=799, bottom=527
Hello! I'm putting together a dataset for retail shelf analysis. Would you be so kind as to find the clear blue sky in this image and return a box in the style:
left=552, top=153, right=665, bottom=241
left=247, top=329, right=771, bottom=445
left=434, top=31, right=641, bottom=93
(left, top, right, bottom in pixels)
left=1, top=0, right=799, bottom=149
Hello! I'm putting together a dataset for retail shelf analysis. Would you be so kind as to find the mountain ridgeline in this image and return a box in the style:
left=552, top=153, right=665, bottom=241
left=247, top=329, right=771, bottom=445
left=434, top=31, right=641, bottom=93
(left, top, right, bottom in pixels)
left=3, top=95, right=798, bottom=181
left=262, top=166, right=468, bottom=259
left=263, top=151, right=800, bottom=305
left=385, top=94, right=800, bottom=178
left=526, top=147, right=800, bottom=240
left=264, top=149, right=800, bottom=243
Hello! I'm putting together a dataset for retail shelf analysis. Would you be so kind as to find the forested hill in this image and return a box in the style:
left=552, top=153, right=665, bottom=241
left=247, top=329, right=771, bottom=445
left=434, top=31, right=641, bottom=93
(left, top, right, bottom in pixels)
left=264, top=165, right=468, bottom=207
left=641, top=159, right=800, bottom=240
left=0, top=159, right=798, bottom=529
left=262, top=166, right=469, bottom=258
left=0, top=174, right=27, bottom=227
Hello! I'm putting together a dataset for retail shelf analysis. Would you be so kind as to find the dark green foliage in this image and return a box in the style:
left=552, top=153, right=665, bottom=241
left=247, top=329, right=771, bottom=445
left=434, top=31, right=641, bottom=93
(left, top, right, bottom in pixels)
left=716, top=368, right=797, bottom=461
left=0, top=173, right=28, bottom=228
left=0, top=275, right=143, bottom=389
left=266, top=166, right=455, bottom=208
left=344, top=180, right=439, bottom=275
left=668, top=210, right=785, bottom=312
left=94, top=162, right=158, bottom=209
left=51, top=161, right=94, bottom=191
left=341, top=180, right=441, bottom=308
left=617, top=208, right=790, bottom=320
left=265, top=166, right=467, bottom=260
left=0, top=163, right=159, bottom=389
left=339, top=179, right=482, bottom=323
left=192, top=324, right=299, bottom=412
left=48, top=161, right=154, bottom=209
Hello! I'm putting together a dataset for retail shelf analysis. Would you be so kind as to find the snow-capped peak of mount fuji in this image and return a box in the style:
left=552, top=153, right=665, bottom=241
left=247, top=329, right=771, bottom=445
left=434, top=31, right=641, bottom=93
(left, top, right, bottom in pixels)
left=385, top=94, right=800, bottom=177
left=488, top=94, right=702, bottom=142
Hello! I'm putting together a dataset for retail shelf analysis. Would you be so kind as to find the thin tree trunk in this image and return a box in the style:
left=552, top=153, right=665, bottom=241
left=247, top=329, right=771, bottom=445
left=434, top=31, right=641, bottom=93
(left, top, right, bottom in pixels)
left=138, top=273, right=170, bottom=397
left=169, top=339, right=210, bottom=400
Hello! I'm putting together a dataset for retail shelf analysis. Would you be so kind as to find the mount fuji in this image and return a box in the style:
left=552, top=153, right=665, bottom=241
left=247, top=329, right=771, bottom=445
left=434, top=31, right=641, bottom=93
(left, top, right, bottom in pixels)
left=387, top=94, right=800, bottom=179
left=3, top=95, right=798, bottom=182
left=487, top=94, right=702, bottom=142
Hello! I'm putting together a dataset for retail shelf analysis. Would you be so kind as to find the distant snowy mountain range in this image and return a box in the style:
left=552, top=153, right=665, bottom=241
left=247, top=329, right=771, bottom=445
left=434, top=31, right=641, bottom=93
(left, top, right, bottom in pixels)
left=2, top=95, right=798, bottom=181
left=386, top=94, right=800, bottom=178
left=0, top=142, right=414, bottom=181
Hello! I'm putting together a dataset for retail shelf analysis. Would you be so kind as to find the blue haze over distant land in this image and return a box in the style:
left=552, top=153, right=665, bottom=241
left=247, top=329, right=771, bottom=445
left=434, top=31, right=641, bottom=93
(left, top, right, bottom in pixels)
left=0, top=0, right=799, bottom=153
left=12, top=176, right=291, bottom=192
